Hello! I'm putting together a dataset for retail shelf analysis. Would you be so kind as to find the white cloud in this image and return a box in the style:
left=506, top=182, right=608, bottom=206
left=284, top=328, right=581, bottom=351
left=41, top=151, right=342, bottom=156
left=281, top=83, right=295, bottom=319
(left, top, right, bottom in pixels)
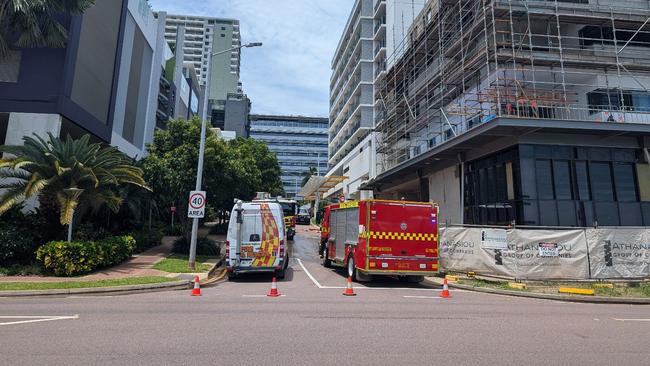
left=149, top=0, right=353, bottom=117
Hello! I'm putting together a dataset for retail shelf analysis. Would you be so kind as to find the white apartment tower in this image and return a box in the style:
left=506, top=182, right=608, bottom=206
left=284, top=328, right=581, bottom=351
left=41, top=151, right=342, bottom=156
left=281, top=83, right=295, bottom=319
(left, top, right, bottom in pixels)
left=327, top=0, right=424, bottom=200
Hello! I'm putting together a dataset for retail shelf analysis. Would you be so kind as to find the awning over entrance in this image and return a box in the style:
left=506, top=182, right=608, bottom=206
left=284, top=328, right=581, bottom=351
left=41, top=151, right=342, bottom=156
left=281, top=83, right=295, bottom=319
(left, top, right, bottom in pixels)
left=298, top=175, right=348, bottom=200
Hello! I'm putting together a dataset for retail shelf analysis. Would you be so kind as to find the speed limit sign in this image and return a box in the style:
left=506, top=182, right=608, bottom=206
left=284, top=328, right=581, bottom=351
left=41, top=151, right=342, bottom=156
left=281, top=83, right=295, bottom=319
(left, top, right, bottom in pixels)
left=187, top=191, right=206, bottom=218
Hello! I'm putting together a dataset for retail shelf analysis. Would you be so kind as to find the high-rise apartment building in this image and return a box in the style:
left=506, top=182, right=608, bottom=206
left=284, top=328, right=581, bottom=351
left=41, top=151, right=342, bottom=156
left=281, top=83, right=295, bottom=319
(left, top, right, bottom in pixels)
left=159, top=14, right=241, bottom=89
left=249, top=115, right=329, bottom=198
left=327, top=0, right=424, bottom=200
left=159, top=14, right=243, bottom=128
left=371, top=0, right=650, bottom=227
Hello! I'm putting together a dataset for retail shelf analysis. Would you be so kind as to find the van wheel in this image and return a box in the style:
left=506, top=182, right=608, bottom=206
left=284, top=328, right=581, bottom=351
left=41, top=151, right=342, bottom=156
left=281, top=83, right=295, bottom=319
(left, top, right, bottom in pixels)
left=228, top=272, right=237, bottom=280
left=322, top=248, right=331, bottom=268
left=275, top=267, right=286, bottom=279
left=347, top=256, right=356, bottom=281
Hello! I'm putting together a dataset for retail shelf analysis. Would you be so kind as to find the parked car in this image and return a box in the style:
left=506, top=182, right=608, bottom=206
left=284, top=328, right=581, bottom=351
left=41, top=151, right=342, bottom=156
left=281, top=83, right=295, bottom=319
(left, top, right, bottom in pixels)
left=296, top=209, right=311, bottom=225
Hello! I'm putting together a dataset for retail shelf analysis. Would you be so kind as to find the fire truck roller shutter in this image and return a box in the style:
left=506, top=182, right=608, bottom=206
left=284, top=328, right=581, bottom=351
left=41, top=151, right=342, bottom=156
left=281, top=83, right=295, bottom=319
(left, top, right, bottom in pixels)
left=335, top=209, right=346, bottom=261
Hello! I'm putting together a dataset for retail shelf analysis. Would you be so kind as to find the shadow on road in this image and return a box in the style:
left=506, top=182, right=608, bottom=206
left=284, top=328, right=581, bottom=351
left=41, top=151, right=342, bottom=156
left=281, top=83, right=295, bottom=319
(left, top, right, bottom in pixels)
left=227, top=267, right=295, bottom=283
left=329, top=267, right=439, bottom=289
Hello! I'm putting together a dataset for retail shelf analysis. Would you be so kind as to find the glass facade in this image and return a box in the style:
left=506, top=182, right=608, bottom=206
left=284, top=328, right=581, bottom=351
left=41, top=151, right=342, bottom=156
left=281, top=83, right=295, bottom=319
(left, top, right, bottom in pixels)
left=249, top=115, right=329, bottom=198
left=464, top=144, right=650, bottom=227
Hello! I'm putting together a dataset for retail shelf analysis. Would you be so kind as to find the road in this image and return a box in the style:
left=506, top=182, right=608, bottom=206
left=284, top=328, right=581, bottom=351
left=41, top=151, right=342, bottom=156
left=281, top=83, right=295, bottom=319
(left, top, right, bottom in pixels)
left=1, top=226, right=649, bottom=365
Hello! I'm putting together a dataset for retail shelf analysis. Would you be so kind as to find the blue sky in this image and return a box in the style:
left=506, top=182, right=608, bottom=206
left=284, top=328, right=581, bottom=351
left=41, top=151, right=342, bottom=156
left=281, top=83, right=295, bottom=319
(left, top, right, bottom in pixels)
left=149, top=0, right=352, bottom=117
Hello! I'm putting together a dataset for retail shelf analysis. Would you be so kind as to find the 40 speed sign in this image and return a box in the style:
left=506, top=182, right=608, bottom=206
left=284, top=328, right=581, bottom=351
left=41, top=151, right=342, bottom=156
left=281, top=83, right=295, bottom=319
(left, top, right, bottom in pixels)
left=187, top=191, right=206, bottom=218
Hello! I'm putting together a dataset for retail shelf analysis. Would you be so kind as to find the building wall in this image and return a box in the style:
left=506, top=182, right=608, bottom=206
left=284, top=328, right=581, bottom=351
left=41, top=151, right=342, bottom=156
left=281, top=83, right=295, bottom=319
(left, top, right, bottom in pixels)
left=249, top=115, right=329, bottom=198
left=428, top=165, right=461, bottom=225
left=0, top=0, right=163, bottom=159
left=224, top=96, right=251, bottom=137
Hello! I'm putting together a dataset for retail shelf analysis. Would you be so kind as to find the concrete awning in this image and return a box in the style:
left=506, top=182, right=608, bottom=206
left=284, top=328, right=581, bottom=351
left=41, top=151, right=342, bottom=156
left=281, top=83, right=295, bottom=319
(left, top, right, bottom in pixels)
left=298, top=175, right=348, bottom=200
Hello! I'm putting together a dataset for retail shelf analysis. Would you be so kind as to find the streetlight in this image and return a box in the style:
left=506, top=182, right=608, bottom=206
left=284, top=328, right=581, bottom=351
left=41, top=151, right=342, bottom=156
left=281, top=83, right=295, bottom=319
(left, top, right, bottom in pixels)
left=189, top=40, right=262, bottom=269
left=63, top=187, right=84, bottom=242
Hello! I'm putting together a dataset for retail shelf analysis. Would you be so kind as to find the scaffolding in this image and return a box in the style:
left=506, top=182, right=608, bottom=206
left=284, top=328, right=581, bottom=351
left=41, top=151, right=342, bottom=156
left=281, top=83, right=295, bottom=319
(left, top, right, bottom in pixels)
left=376, top=0, right=650, bottom=172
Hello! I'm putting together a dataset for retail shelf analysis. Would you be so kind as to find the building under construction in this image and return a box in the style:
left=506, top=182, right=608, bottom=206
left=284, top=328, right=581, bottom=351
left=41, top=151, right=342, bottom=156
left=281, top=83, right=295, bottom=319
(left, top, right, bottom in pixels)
left=371, top=0, right=650, bottom=227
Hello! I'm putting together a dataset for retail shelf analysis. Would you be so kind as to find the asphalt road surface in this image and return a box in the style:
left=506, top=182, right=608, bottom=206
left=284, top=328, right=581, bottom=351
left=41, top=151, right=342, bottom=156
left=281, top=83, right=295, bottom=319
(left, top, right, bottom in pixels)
left=1, top=225, right=649, bottom=366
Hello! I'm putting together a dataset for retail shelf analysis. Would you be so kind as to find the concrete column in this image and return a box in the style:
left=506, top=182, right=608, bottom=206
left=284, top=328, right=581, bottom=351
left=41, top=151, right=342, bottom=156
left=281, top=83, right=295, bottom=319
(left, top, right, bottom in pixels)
left=172, top=26, right=185, bottom=118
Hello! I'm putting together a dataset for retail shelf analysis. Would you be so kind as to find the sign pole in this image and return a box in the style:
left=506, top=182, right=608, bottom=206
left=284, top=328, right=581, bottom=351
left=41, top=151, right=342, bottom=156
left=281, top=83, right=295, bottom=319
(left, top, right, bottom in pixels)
left=189, top=113, right=208, bottom=270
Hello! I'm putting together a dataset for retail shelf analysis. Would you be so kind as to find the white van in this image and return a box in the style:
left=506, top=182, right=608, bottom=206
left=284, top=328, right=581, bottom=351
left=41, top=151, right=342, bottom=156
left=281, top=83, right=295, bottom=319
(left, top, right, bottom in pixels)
left=225, top=201, right=289, bottom=279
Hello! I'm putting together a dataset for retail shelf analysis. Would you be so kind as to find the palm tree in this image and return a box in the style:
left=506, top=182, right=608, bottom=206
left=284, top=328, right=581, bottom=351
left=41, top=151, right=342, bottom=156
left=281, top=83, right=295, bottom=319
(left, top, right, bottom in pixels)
left=301, top=166, right=318, bottom=187
left=0, top=0, right=96, bottom=58
left=0, top=133, right=149, bottom=225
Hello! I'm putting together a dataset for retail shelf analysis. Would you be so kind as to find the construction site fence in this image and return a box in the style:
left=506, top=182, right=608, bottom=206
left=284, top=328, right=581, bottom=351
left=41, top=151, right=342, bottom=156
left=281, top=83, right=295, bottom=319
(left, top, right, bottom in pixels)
left=440, top=225, right=650, bottom=280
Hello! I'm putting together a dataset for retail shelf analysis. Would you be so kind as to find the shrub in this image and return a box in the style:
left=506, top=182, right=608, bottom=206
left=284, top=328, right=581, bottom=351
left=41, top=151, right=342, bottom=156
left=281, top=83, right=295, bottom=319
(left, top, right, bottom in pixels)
left=36, top=241, right=101, bottom=276
left=130, top=229, right=163, bottom=253
left=74, top=223, right=110, bottom=241
left=36, top=236, right=136, bottom=276
left=172, top=236, right=220, bottom=256
left=98, top=236, right=136, bottom=266
left=0, top=205, right=46, bottom=265
left=163, top=225, right=184, bottom=236
left=0, top=226, right=42, bottom=266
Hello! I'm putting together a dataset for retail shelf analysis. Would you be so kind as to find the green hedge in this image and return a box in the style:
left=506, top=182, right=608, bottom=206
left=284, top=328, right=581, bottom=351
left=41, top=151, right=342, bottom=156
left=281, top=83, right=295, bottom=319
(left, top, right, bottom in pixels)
left=0, top=226, right=42, bottom=266
left=36, top=236, right=136, bottom=276
left=130, top=229, right=163, bottom=253
left=172, top=236, right=220, bottom=256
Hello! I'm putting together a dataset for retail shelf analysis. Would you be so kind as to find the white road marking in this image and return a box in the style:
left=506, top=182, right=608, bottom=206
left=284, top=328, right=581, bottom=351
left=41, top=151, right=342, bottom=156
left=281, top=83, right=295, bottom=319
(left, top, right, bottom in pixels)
left=242, top=294, right=286, bottom=297
left=296, top=258, right=463, bottom=292
left=0, top=315, right=78, bottom=326
left=612, top=318, right=650, bottom=322
left=403, top=295, right=441, bottom=299
left=296, top=258, right=325, bottom=289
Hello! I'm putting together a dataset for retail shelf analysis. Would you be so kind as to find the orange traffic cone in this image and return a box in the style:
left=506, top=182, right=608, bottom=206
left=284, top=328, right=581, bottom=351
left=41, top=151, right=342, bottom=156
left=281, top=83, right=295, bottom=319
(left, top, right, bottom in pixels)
left=342, top=276, right=356, bottom=296
left=267, top=277, right=281, bottom=297
left=440, top=278, right=451, bottom=298
left=191, top=275, right=201, bottom=296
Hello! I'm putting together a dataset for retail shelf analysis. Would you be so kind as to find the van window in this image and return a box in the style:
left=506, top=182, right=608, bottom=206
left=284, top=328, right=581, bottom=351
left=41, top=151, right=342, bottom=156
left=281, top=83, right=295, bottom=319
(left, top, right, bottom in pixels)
left=241, top=213, right=262, bottom=243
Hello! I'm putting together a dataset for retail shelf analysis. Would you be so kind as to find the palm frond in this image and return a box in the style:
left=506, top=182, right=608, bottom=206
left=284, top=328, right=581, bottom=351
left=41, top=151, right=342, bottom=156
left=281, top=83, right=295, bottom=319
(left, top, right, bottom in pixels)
left=0, top=184, right=27, bottom=215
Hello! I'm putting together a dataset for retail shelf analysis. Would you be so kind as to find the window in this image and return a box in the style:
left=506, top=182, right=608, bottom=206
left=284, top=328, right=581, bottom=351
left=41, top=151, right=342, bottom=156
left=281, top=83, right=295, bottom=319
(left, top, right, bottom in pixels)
left=613, top=163, right=637, bottom=202
left=221, top=34, right=225, bottom=37
left=536, top=160, right=554, bottom=199
left=590, top=162, right=614, bottom=201
left=553, top=161, right=572, bottom=200
left=221, top=26, right=226, bottom=30
left=574, top=161, right=591, bottom=200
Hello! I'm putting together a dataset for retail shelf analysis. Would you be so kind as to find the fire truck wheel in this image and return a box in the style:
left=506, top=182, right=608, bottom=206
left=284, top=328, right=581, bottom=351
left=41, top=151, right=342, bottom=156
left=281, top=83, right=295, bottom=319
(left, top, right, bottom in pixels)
left=228, top=272, right=237, bottom=280
left=406, top=275, right=424, bottom=283
left=322, top=248, right=332, bottom=268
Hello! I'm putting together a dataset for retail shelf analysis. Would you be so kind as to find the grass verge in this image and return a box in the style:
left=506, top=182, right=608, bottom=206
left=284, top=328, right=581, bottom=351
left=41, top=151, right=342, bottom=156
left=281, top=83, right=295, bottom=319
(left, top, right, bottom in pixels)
left=0, top=276, right=178, bottom=291
left=457, top=278, right=650, bottom=298
left=152, top=254, right=214, bottom=273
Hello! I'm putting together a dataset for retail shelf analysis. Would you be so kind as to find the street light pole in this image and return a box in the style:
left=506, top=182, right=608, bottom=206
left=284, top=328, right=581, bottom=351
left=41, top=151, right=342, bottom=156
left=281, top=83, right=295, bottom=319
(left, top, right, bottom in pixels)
left=189, top=40, right=262, bottom=269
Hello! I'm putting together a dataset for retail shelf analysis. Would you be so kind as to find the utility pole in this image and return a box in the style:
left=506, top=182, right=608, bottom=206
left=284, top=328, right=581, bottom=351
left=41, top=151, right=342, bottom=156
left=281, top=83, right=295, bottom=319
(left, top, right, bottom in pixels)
left=189, top=38, right=262, bottom=269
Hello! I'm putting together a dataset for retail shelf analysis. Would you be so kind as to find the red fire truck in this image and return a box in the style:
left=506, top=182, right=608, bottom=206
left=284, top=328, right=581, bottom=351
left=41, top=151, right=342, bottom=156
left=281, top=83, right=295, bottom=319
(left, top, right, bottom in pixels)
left=319, top=199, right=439, bottom=282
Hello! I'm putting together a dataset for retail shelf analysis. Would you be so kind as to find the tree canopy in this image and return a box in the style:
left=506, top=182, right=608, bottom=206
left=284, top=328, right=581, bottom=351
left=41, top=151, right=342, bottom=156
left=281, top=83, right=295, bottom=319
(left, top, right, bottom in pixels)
left=141, top=118, right=284, bottom=228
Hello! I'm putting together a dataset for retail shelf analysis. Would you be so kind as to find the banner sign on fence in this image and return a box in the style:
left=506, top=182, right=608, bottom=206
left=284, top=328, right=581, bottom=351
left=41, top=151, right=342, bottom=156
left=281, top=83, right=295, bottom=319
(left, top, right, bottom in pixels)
left=586, top=229, right=650, bottom=279
left=480, top=228, right=508, bottom=250
left=441, top=227, right=590, bottom=280
left=538, top=242, right=559, bottom=257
